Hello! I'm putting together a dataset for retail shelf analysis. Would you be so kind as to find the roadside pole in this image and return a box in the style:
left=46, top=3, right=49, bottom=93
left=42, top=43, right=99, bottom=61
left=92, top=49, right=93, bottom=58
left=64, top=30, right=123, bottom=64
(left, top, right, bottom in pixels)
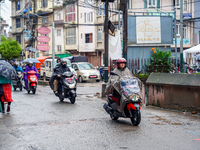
left=104, top=0, right=109, bottom=83
left=52, top=0, right=55, bottom=68
left=52, top=21, right=55, bottom=68
left=180, top=0, right=183, bottom=71
left=122, top=0, right=128, bottom=60
left=174, top=6, right=177, bottom=66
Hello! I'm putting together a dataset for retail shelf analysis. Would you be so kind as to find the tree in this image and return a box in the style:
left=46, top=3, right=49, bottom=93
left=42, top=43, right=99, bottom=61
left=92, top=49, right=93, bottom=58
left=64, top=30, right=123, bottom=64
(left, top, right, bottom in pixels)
left=0, top=35, right=22, bottom=60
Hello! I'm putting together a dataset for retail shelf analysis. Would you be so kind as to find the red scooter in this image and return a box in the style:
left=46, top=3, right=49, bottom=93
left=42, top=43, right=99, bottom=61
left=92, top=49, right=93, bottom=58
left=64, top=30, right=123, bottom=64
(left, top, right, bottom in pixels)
left=27, top=71, right=38, bottom=94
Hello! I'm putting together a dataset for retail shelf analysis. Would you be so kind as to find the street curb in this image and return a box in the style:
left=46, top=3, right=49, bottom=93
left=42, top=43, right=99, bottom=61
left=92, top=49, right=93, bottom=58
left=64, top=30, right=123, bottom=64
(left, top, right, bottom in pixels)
left=38, top=80, right=49, bottom=86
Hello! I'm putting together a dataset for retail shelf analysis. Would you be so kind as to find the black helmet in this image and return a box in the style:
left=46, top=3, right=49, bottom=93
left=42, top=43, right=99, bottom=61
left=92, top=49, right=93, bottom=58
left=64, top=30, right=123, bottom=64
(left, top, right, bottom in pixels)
left=14, top=62, right=19, bottom=67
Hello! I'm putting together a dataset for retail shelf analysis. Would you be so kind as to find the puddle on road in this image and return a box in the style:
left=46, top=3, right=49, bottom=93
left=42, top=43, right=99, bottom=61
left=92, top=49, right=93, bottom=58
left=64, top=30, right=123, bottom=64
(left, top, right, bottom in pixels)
left=148, top=116, right=183, bottom=125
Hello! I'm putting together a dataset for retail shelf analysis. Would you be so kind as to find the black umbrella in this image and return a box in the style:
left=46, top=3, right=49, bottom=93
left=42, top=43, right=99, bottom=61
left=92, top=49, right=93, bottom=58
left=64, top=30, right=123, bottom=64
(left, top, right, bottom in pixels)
left=0, top=61, right=17, bottom=80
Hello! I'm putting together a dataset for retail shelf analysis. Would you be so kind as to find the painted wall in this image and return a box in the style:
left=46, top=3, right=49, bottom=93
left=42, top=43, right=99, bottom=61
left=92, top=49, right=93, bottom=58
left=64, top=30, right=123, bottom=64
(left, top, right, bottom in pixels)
left=194, top=0, right=200, bottom=45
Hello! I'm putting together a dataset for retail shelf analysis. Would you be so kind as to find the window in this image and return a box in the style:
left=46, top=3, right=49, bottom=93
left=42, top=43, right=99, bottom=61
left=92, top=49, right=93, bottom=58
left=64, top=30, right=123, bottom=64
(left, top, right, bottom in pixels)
left=41, top=0, right=48, bottom=8
left=84, top=12, right=93, bottom=23
left=42, top=17, right=48, bottom=24
left=97, top=27, right=103, bottom=41
left=57, top=13, right=61, bottom=20
left=65, top=4, right=76, bottom=22
left=184, top=0, right=188, bottom=11
left=183, top=24, right=187, bottom=39
left=97, top=5, right=102, bottom=16
left=57, top=45, right=61, bottom=52
left=16, top=18, right=21, bottom=28
left=66, top=28, right=76, bottom=45
left=144, top=0, right=160, bottom=8
left=173, top=0, right=180, bottom=7
left=16, top=35, right=21, bottom=44
left=85, top=33, right=93, bottom=43
left=128, top=0, right=132, bottom=9
left=16, top=1, right=20, bottom=11
left=57, top=29, right=61, bottom=36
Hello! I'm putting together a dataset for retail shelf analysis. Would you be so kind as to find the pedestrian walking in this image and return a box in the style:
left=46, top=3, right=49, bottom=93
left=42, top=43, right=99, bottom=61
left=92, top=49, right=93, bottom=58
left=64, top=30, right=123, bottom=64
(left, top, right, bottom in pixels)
left=0, top=60, right=16, bottom=113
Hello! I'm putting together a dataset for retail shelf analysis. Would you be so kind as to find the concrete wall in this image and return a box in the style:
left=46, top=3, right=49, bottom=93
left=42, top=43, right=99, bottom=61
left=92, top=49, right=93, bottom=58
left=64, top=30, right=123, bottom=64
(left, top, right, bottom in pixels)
left=146, top=73, right=200, bottom=112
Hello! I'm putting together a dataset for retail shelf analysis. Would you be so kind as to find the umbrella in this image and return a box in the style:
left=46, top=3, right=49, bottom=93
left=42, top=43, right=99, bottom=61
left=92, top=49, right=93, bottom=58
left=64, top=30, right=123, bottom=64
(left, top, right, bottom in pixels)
left=23, top=58, right=41, bottom=63
left=0, top=61, right=17, bottom=80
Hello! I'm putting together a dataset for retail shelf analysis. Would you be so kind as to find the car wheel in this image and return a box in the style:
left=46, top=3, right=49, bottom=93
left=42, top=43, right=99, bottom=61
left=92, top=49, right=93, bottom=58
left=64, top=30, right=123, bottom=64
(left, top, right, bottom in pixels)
left=96, top=80, right=100, bottom=82
left=78, top=76, right=83, bottom=83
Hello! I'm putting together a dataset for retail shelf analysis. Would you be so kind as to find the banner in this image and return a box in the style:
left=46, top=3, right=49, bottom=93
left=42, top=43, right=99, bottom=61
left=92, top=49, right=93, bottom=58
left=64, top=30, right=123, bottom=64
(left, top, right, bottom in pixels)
left=136, top=17, right=161, bottom=44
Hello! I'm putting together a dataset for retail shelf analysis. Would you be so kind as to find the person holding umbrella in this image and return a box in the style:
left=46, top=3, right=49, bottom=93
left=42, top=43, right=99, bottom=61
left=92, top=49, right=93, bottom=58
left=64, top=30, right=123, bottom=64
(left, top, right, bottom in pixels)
left=0, top=60, right=17, bottom=113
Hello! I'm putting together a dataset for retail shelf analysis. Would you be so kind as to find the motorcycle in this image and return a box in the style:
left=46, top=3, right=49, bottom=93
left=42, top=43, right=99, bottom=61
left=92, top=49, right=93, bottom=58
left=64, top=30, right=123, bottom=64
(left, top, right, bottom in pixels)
left=26, top=70, right=38, bottom=94
left=13, top=71, right=23, bottom=91
left=99, top=66, right=104, bottom=81
left=104, top=71, right=142, bottom=126
left=57, top=71, right=77, bottom=104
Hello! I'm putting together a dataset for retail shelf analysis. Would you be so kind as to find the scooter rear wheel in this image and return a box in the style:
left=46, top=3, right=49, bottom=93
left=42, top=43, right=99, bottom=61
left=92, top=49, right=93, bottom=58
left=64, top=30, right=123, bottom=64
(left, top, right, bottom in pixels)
left=130, top=110, right=141, bottom=126
left=32, top=87, right=36, bottom=94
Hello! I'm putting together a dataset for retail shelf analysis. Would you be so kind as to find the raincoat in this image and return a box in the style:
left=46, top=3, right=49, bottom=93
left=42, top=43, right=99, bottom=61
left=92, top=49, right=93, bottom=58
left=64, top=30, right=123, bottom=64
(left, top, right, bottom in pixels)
left=24, top=66, right=39, bottom=89
left=49, top=64, right=71, bottom=90
left=105, top=67, right=142, bottom=115
left=13, top=66, right=24, bottom=72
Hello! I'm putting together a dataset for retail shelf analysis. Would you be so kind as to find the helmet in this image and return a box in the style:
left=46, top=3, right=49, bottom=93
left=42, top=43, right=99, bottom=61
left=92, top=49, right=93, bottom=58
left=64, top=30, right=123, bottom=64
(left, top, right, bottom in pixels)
left=10, top=60, right=14, bottom=64
left=14, top=62, right=19, bottom=67
left=117, top=58, right=127, bottom=67
left=61, top=58, right=67, bottom=64
left=28, top=61, right=33, bottom=65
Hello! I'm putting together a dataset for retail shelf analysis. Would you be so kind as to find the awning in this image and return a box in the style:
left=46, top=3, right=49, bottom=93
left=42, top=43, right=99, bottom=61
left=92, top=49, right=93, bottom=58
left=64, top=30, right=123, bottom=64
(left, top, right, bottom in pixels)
left=24, top=47, right=39, bottom=53
left=183, top=44, right=200, bottom=58
left=23, top=7, right=32, bottom=13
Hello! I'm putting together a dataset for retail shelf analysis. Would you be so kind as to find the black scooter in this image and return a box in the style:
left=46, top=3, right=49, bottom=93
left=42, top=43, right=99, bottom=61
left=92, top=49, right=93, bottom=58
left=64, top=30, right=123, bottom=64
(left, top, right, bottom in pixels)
left=57, top=71, right=77, bottom=104
left=13, top=72, right=23, bottom=91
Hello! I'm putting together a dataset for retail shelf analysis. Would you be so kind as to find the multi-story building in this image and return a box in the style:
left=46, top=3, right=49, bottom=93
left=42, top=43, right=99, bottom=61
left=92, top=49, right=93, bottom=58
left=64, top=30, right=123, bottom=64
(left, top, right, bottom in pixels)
left=0, top=19, right=9, bottom=37
left=194, top=0, right=200, bottom=45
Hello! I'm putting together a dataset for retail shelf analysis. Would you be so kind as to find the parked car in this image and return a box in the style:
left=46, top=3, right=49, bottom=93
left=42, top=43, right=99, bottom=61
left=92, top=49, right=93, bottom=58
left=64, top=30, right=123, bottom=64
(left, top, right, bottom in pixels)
left=71, top=62, right=101, bottom=83
left=40, top=58, right=76, bottom=80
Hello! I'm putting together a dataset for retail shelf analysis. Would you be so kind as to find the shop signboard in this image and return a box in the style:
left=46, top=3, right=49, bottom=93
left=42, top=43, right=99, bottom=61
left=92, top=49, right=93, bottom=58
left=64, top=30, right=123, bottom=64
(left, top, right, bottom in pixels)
left=37, top=36, right=50, bottom=43
left=37, top=44, right=50, bottom=51
left=37, top=27, right=51, bottom=34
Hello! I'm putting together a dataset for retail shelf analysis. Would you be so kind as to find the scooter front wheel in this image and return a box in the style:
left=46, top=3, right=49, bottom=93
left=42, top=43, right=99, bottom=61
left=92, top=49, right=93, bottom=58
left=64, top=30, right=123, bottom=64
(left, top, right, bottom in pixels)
left=130, top=110, right=141, bottom=126
left=110, top=114, right=119, bottom=120
left=70, top=97, right=76, bottom=104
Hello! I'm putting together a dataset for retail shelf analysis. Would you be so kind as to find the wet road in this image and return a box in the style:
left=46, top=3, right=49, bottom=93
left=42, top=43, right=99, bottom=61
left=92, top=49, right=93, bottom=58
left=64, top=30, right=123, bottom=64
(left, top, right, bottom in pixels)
left=0, top=82, right=200, bottom=150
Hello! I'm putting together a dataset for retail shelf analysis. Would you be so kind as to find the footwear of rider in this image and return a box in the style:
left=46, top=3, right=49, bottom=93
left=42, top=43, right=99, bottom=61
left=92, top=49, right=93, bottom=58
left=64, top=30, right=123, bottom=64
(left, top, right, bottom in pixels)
left=7, top=105, right=10, bottom=112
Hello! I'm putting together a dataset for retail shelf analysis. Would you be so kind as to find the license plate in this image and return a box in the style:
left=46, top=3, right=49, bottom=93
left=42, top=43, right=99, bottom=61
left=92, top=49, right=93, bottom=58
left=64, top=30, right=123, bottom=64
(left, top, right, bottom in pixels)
left=90, top=75, right=97, bottom=78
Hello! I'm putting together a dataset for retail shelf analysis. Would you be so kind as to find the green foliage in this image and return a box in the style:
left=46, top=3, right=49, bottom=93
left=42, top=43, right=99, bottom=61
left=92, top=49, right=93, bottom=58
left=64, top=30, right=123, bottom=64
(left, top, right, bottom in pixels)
left=0, top=35, right=22, bottom=60
left=147, top=47, right=173, bottom=73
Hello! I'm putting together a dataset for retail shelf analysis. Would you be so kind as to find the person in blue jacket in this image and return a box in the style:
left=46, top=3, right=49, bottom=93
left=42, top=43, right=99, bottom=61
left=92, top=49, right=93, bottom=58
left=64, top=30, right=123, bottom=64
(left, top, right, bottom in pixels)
left=13, top=62, right=24, bottom=72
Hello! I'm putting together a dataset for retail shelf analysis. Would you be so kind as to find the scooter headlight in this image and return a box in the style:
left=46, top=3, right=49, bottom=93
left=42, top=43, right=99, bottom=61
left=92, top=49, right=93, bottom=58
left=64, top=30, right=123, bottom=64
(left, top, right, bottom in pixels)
left=130, top=95, right=139, bottom=102
left=30, top=77, right=37, bottom=82
left=69, top=84, right=75, bottom=89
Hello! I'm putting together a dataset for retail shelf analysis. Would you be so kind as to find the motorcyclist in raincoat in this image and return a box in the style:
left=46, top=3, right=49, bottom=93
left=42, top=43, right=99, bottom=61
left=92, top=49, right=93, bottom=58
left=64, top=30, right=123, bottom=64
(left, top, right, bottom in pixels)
left=13, top=62, right=24, bottom=72
left=24, top=61, right=39, bottom=90
left=49, top=58, right=71, bottom=95
left=105, top=58, right=142, bottom=112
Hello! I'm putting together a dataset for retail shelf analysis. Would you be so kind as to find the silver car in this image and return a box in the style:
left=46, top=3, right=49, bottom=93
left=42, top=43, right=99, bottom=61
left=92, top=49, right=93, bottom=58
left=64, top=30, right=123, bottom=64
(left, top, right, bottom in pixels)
left=71, top=62, right=101, bottom=83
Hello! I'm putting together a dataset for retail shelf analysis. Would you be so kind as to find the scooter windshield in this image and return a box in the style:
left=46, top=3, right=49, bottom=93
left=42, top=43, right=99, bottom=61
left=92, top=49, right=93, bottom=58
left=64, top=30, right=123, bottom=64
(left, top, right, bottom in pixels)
left=120, top=78, right=140, bottom=97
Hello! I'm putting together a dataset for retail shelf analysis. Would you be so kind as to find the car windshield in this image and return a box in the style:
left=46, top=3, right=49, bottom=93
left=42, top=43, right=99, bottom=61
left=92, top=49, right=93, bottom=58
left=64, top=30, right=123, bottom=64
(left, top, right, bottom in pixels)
left=120, top=78, right=140, bottom=96
left=78, top=63, right=95, bottom=70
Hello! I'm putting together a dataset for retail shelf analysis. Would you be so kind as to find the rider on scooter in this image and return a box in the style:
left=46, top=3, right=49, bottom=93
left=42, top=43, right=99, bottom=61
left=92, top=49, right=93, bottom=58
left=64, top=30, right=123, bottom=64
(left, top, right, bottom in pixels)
left=24, top=61, right=39, bottom=90
left=51, top=58, right=71, bottom=95
left=105, top=58, right=142, bottom=111
left=13, top=62, right=24, bottom=72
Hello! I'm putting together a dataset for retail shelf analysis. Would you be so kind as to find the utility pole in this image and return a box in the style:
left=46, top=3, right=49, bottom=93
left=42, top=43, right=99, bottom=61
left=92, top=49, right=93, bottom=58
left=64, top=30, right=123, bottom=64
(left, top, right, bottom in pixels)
left=174, top=6, right=177, bottom=65
left=122, top=0, right=128, bottom=60
left=52, top=0, right=55, bottom=68
left=180, top=0, right=183, bottom=72
left=104, top=0, right=109, bottom=83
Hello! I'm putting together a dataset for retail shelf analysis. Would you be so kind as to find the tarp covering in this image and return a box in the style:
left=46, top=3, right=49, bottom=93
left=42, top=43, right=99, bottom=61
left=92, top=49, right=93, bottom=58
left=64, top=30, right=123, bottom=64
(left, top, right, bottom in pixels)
left=24, top=47, right=39, bottom=53
left=183, top=44, right=200, bottom=58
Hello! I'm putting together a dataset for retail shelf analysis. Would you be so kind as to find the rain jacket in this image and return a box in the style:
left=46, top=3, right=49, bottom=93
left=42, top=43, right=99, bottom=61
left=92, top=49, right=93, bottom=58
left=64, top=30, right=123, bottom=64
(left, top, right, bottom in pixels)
left=13, top=66, right=24, bottom=72
left=105, top=67, right=142, bottom=115
left=49, top=64, right=71, bottom=90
